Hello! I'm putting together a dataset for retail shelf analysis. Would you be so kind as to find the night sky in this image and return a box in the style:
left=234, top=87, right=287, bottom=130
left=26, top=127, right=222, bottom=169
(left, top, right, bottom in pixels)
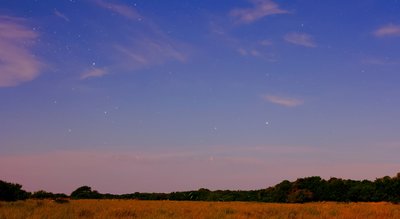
left=1, top=0, right=400, bottom=194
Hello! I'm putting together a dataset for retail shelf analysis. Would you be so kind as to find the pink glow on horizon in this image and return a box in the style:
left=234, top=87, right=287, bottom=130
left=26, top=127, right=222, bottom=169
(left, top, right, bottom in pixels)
left=1, top=149, right=398, bottom=194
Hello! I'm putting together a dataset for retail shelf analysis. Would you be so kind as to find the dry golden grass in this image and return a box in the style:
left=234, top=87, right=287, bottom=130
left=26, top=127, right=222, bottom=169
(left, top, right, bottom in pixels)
left=1, top=199, right=400, bottom=219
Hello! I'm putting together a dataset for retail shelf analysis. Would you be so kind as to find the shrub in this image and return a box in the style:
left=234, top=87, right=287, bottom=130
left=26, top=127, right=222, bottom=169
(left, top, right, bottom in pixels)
left=0, top=180, right=30, bottom=201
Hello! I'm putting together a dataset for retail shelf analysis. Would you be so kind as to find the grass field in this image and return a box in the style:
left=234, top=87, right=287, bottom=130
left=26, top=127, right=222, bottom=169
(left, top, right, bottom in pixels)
left=1, top=199, right=400, bottom=219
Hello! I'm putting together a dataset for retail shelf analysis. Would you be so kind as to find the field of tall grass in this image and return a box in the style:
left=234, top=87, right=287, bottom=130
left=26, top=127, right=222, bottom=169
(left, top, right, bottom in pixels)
left=1, top=199, right=400, bottom=219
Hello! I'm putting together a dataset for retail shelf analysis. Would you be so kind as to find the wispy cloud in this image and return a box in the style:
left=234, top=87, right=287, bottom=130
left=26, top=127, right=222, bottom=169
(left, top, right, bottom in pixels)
left=80, top=68, right=108, bottom=80
left=94, top=0, right=141, bottom=20
left=237, top=48, right=261, bottom=57
left=54, top=9, right=70, bottom=22
left=111, top=31, right=188, bottom=70
left=263, top=94, right=304, bottom=107
left=0, top=16, right=43, bottom=87
left=373, top=24, right=400, bottom=37
left=83, top=0, right=188, bottom=78
left=210, top=22, right=277, bottom=61
left=284, top=32, right=316, bottom=47
left=259, top=39, right=273, bottom=46
left=361, top=57, right=399, bottom=65
left=115, top=45, right=149, bottom=65
left=230, top=0, right=289, bottom=24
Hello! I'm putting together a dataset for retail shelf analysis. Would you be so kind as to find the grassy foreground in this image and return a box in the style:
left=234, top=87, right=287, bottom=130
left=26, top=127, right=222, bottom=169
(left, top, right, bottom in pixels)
left=1, top=200, right=400, bottom=219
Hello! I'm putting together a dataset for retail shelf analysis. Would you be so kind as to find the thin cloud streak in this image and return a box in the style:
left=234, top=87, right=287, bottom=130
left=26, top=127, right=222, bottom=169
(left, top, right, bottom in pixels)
left=374, top=24, right=400, bottom=37
left=210, top=22, right=277, bottom=62
left=80, top=68, right=108, bottom=79
left=112, top=36, right=188, bottom=70
left=115, top=45, right=149, bottom=65
left=361, top=57, right=400, bottom=65
left=85, top=0, right=188, bottom=77
left=259, top=39, right=273, bottom=46
left=237, top=48, right=261, bottom=57
left=230, top=0, right=289, bottom=24
left=236, top=47, right=277, bottom=61
left=0, top=16, right=43, bottom=87
left=54, top=9, right=70, bottom=22
left=264, top=95, right=304, bottom=107
left=284, top=32, right=316, bottom=47
left=94, top=0, right=141, bottom=20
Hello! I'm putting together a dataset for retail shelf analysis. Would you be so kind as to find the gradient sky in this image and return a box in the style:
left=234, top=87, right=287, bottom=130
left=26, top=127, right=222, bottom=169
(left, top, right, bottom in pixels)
left=1, top=0, right=400, bottom=194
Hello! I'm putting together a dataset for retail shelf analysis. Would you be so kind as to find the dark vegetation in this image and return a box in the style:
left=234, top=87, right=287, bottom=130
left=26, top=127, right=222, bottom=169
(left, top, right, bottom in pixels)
left=0, top=180, right=29, bottom=201
left=2, top=173, right=400, bottom=203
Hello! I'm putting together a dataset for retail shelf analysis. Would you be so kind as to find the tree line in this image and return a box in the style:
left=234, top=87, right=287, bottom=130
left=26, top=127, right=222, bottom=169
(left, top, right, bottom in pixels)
left=1, top=173, right=400, bottom=203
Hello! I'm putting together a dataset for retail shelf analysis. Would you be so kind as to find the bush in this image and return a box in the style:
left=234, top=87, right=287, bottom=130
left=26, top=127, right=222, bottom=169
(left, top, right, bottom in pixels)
left=70, top=186, right=102, bottom=199
left=0, top=180, right=30, bottom=201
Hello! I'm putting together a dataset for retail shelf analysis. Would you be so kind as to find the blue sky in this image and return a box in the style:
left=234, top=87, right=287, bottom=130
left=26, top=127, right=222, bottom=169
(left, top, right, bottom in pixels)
left=1, top=0, right=400, bottom=193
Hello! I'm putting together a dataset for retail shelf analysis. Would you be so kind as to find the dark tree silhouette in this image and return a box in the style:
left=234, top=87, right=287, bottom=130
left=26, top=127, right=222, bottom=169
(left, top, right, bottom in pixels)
left=0, top=180, right=29, bottom=201
left=70, top=186, right=101, bottom=199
